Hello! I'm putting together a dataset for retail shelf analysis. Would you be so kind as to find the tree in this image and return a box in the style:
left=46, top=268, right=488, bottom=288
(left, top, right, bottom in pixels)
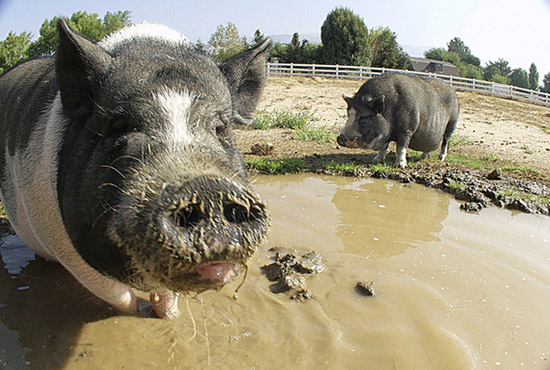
left=447, top=37, right=480, bottom=66
left=368, top=27, right=409, bottom=69
left=252, top=29, right=266, bottom=47
left=541, top=72, right=550, bottom=93
left=269, top=33, right=322, bottom=64
left=207, top=22, right=247, bottom=61
left=0, top=31, right=31, bottom=74
left=28, top=10, right=132, bottom=57
left=528, top=63, right=539, bottom=90
left=424, top=48, right=461, bottom=66
left=320, top=7, right=370, bottom=66
left=485, top=59, right=511, bottom=79
left=510, top=68, right=529, bottom=89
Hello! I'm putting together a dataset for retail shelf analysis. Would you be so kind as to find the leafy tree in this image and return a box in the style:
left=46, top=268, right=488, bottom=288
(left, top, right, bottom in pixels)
left=320, top=7, right=370, bottom=66
left=447, top=37, right=480, bottom=66
left=510, top=68, right=529, bottom=89
left=424, top=48, right=461, bottom=66
left=368, top=27, right=409, bottom=69
left=207, top=22, right=247, bottom=61
left=528, top=63, right=539, bottom=90
left=28, top=10, right=132, bottom=57
left=485, top=59, right=511, bottom=79
left=541, top=72, right=550, bottom=93
left=0, top=31, right=31, bottom=74
left=458, top=63, right=483, bottom=80
left=269, top=33, right=322, bottom=64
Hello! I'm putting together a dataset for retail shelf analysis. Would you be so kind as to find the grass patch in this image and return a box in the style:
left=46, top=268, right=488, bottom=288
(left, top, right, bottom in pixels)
left=501, top=164, right=540, bottom=175
left=245, top=158, right=307, bottom=174
left=253, top=109, right=314, bottom=130
left=323, top=160, right=362, bottom=172
left=368, top=163, right=398, bottom=174
left=448, top=134, right=472, bottom=148
left=294, top=126, right=337, bottom=143
left=446, top=154, right=491, bottom=169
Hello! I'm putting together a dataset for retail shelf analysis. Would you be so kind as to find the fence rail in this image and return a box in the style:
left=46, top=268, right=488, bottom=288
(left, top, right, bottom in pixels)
left=266, top=62, right=550, bottom=107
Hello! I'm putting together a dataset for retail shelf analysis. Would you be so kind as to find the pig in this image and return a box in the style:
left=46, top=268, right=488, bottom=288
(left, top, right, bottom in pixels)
left=337, top=73, right=460, bottom=168
left=0, top=20, right=271, bottom=319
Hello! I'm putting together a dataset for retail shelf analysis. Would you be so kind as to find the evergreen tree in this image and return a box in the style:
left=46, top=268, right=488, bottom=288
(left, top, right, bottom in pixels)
left=528, top=63, right=539, bottom=90
left=510, top=68, right=529, bottom=88
left=320, top=7, right=370, bottom=66
left=541, top=72, right=550, bottom=93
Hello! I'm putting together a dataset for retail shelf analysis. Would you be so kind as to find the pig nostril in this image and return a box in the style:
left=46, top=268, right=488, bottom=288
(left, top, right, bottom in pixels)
left=173, top=204, right=202, bottom=228
left=224, top=203, right=262, bottom=224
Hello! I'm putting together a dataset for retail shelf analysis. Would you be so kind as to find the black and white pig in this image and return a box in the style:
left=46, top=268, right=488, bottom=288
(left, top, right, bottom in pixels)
left=0, top=20, right=271, bottom=319
left=337, top=73, right=460, bottom=168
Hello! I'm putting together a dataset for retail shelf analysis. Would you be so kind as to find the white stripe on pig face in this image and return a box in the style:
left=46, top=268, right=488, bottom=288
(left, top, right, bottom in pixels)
left=153, top=88, right=196, bottom=146
left=99, top=22, right=191, bottom=52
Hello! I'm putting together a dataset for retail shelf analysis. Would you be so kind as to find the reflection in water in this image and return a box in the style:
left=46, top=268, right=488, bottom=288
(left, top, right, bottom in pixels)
left=1, top=174, right=549, bottom=369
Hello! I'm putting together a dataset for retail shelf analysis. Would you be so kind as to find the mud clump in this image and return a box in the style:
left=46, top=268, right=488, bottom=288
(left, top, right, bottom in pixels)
left=355, top=281, right=375, bottom=297
left=261, top=248, right=324, bottom=301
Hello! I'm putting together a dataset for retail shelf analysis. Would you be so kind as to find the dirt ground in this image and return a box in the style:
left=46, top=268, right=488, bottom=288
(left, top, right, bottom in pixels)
left=237, top=76, right=550, bottom=184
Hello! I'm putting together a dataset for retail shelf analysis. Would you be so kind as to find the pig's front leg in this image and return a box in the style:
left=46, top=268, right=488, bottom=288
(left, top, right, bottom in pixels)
left=373, top=143, right=389, bottom=163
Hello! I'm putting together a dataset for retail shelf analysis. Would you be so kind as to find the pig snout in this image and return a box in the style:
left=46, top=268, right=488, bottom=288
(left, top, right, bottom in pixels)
left=109, top=174, right=269, bottom=292
left=337, top=134, right=359, bottom=148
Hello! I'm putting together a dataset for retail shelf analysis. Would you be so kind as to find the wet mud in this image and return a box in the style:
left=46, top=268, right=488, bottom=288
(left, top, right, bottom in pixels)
left=1, top=174, right=550, bottom=369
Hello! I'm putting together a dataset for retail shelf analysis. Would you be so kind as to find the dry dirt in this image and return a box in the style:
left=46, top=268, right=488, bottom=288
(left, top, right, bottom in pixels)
left=237, top=76, right=550, bottom=184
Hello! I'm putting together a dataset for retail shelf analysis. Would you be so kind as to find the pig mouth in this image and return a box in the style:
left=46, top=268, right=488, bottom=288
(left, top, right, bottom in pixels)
left=170, top=261, right=241, bottom=289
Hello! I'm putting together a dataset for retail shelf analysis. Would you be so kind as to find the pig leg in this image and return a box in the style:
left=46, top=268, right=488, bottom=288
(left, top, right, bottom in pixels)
left=395, top=134, right=411, bottom=169
left=440, top=117, right=458, bottom=161
left=373, top=143, right=389, bottom=163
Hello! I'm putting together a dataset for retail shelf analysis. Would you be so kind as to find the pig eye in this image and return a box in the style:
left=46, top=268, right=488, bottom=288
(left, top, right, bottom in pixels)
left=109, top=116, right=131, bottom=134
left=215, top=125, right=227, bottom=139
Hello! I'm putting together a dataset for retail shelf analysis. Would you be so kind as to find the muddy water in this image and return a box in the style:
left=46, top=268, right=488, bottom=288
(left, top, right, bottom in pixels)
left=1, top=174, right=550, bottom=369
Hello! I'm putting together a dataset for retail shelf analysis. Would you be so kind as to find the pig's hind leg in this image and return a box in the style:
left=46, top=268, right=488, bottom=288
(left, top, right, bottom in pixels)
left=439, top=117, right=458, bottom=161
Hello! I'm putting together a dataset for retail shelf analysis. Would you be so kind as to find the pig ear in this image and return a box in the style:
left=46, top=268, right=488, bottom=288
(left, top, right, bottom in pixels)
left=56, top=18, right=111, bottom=118
left=342, top=95, right=354, bottom=107
left=219, top=38, right=273, bottom=125
left=366, top=95, right=385, bottom=114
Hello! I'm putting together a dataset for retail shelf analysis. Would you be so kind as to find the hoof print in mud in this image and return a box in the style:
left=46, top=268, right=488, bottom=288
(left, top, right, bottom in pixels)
left=261, top=248, right=324, bottom=300
left=355, top=281, right=375, bottom=297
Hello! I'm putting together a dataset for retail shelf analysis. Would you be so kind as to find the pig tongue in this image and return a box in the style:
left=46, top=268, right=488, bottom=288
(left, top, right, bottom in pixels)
left=195, top=262, right=237, bottom=284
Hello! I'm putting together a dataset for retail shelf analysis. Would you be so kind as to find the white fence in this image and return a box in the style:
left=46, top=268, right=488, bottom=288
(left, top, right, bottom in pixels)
left=266, top=62, right=550, bottom=107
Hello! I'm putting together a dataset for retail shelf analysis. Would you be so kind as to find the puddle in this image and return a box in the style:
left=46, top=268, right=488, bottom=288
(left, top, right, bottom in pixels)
left=1, top=174, right=549, bottom=369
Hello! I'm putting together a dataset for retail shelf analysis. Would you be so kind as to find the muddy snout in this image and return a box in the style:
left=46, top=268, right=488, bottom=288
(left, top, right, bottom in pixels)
left=112, top=174, right=269, bottom=292
left=337, top=134, right=359, bottom=148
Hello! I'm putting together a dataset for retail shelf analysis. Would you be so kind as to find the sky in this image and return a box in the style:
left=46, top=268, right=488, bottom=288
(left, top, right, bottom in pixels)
left=0, top=0, right=549, bottom=83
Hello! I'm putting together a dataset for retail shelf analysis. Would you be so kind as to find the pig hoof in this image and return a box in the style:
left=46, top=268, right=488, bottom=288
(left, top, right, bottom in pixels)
left=421, top=152, right=430, bottom=160
left=137, top=299, right=154, bottom=317
left=150, top=291, right=180, bottom=320
left=395, top=160, right=407, bottom=169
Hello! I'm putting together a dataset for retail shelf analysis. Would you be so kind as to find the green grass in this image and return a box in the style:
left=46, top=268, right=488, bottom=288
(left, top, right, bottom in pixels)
left=293, top=126, right=337, bottom=143
left=368, top=163, right=398, bottom=174
left=252, top=109, right=314, bottom=130
left=245, top=158, right=307, bottom=174
left=501, top=164, right=540, bottom=175
left=448, top=134, right=472, bottom=148
left=323, top=160, right=362, bottom=172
